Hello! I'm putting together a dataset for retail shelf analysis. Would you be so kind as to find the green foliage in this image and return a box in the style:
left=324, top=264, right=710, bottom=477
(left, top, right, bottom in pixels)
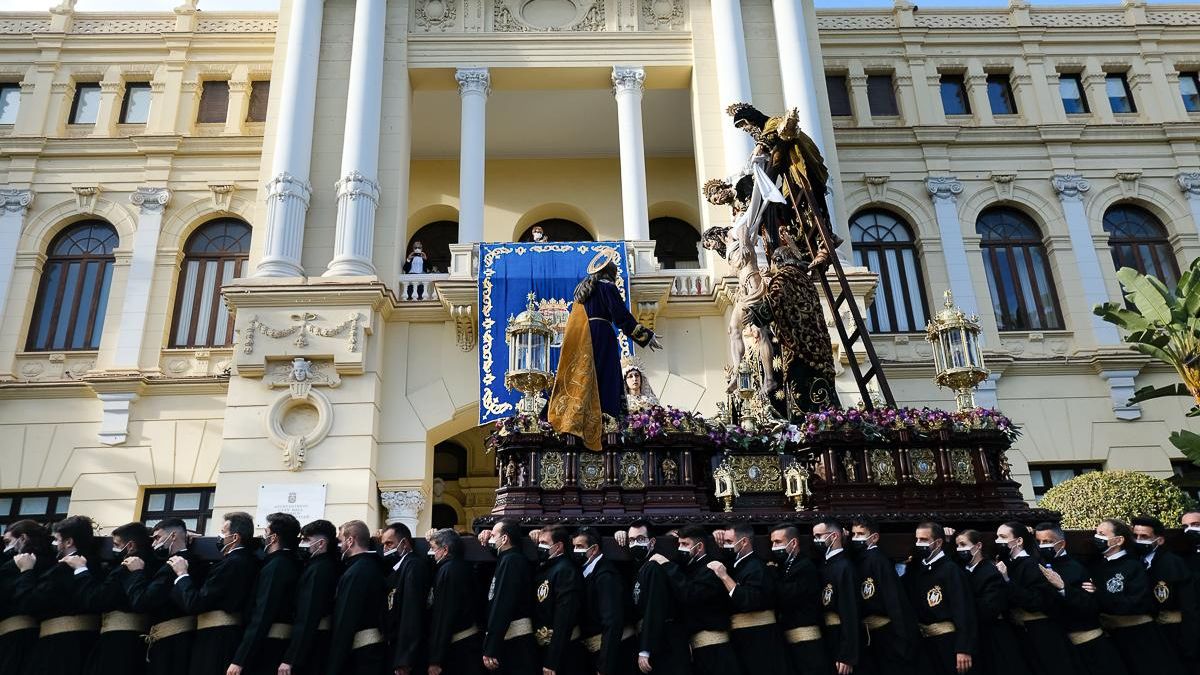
left=1040, top=470, right=1194, bottom=530
left=1171, top=429, right=1200, bottom=466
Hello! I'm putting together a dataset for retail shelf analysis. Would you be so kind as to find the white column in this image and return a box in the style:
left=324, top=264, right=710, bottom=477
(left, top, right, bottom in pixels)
left=925, top=177, right=980, bottom=317
left=710, top=0, right=755, bottom=173
left=613, top=66, right=650, bottom=241
left=1179, top=172, right=1200, bottom=236
left=325, top=0, right=386, bottom=277
left=456, top=67, right=489, bottom=244
left=255, top=0, right=324, bottom=277
left=1051, top=174, right=1119, bottom=345
left=0, top=190, right=33, bottom=327
left=381, top=489, right=428, bottom=534
left=113, top=187, right=171, bottom=370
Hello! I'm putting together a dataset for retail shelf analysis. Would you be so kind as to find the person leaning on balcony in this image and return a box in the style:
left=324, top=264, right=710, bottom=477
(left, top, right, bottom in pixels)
left=278, top=519, right=340, bottom=675
left=227, top=512, right=302, bottom=675
left=902, top=522, right=976, bottom=675
left=404, top=241, right=428, bottom=274
left=326, top=520, right=388, bottom=675
left=993, top=521, right=1079, bottom=675
left=12, top=515, right=104, bottom=675
left=169, top=511, right=259, bottom=675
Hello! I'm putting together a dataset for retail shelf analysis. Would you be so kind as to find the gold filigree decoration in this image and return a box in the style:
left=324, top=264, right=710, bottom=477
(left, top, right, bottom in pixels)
left=869, top=449, right=897, bottom=486
left=950, top=449, right=976, bottom=484
left=578, top=452, right=606, bottom=490
left=910, top=448, right=938, bottom=485
left=619, top=452, right=645, bottom=489
left=725, top=455, right=783, bottom=493
left=540, top=451, right=565, bottom=490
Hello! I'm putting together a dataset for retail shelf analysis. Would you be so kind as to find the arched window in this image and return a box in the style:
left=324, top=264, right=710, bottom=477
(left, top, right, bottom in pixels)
left=27, top=220, right=118, bottom=351
left=406, top=220, right=458, bottom=274
left=432, top=504, right=459, bottom=529
left=976, top=207, right=1064, bottom=331
left=650, top=217, right=701, bottom=269
left=518, top=219, right=593, bottom=243
left=850, top=210, right=929, bottom=333
left=1102, top=205, right=1179, bottom=289
left=433, top=441, right=468, bottom=481
left=170, top=218, right=250, bottom=348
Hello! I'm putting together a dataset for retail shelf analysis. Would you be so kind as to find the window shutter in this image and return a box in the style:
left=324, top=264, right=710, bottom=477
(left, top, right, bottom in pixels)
left=247, top=81, right=270, bottom=122
left=197, top=81, right=230, bottom=123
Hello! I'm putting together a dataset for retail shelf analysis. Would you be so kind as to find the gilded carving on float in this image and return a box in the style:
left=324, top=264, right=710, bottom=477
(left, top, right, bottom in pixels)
left=578, top=452, right=606, bottom=489
left=950, top=449, right=976, bottom=484
left=540, top=451, right=566, bottom=490
left=619, top=452, right=645, bottom=489
left=725, top=455, right=782, bottom=493
left=910, top=448, right=938, bottom=485
left=869, top=449, right=898, bottom=485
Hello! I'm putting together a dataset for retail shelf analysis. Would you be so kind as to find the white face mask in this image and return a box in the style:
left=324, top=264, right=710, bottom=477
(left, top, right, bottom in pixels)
left=2, top=543, right=15, bottom=554
left=112, top=545, right=126, bottom=556
left=994, top=538, right=1007, bottom=546
left=771, top=545, right=787, bottom=553
left=382, top=546, right=399, bottom=557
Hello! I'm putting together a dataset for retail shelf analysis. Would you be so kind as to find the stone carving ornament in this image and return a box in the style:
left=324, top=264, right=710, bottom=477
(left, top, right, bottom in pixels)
left=265, top=358, right=338, bottom=472
left=416, top=0, right=458, bottom=29
left=494, top=0, right=606, bottom=31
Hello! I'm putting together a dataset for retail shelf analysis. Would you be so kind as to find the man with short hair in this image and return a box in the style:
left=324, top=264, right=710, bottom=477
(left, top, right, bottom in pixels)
left=769, top=523, right=831, bottom=675
left=168, top=511, right=259, bottom=675
left=381, top=521, right=431, bottom=675
left=902, top=522, right=974, bottom=675
left=76, top=521, right=159, bottom=675
left=0, top=520, right=55, bottom=674
left=279, top=519, right=340, bottom=675
left=708, top=523, right=786, bottom=673
left=847, top=517, right=917, bottom=675
left=575, top=527, right=629, bottom=675
left=1180, top=510, right=1200, bottom=673
left=532, top=525, right=584, bottom=675
left=327, top=520, right=388, bottom=675
left=812, top=519, right=859, bottom=675
left=427, top=528, right=483, bottom=675
left=1132, top=515, right=1198, bottom=671
left=229, top=512, right=302, bottom=675
left=625, top=522, right=688, bottom=675
left=482, top=519, right=539, bottom=674
left=656, top=524, right=742, bottom=675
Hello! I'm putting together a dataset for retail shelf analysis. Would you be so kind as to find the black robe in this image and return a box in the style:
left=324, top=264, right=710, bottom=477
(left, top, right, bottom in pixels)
left=819, top=550, right=860, bottom=669
left=1047, top=554, right=1126, bottom=675
left=580, top=556, right=627, bottom=675
left=664, top=554, right=742, bottom=675
left=0, top=555, right=54, bottom=675
left=173, top=547, right=259, bottom=675
left=1183, top=549, right=1200, bottom=673
left=774, top=554, right=831, bottom=675
left=1145, top=548, right=1198, bottom=671
left=485, top=548, right=540, bottom=675
left=124, top=548, right=209, bottom=675
left=1091, top=553, right=1184, bottom=675
left=853, top=547, right=917, bottom=675
left=967, top=560, right=1032, bottom=675
left=904, top=554, right=976, bottom=675
left=428, top=556, right=483, bottom=675
left=77, top=554, right=161, bottom=675
left=530, top=552, right=580, bottom=672
left=231, top=548, right=301, bottom=675
left=1003, top=554, right=1077, bottom=675
left=727, top=553, right=787, bottom=673
left=14, top=556, right=103, bottom=675
left=327, top=552, right=387, bottom=675
left=631, top=558, right=689, bottom=675
left=383, top=551, right=432, bottom=673
left=281, top=552, right=339, bottom=675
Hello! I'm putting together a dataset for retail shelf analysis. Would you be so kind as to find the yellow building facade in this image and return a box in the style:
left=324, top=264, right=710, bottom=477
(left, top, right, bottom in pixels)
left=0, top=0, right=1198, bottom=534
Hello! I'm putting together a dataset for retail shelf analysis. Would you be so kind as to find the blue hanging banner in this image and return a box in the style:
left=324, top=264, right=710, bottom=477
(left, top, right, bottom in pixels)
left=478, top=241, right=631, bottom=425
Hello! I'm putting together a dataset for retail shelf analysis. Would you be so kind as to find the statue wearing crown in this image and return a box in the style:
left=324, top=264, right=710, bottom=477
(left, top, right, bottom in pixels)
left=622, top=355, right=659, bottom=413
left=547, top=249, right=664, bottom=450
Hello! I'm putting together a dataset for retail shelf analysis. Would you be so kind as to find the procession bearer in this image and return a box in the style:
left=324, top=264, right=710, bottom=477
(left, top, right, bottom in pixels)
left=904, top=523, right=975, bottom=675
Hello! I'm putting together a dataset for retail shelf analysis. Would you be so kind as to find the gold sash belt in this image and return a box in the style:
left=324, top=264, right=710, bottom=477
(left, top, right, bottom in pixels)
left=352, top=628, right=383, bottom=650
left=100, top=611, right=149, bottom=634
left=1068, top=628, right=1104, bottom=645
left=582, top=626, right=636, bottom=652
left=197, top=610, right=241, bottom=631
left=918, top=622, right=956, bottom=638
left=823, top=612, right=842, bottom=626
left=267, top=623, right=293, bottom=640
left=0, top=615, right=37, bottom=636
left=39, top=614, right=100, bottom=637
left=452, top=626, right=480, bottom=643
left=1010, top=609, right=1048, bottom=625
left=317, top=616, right=332, bottom=631
left=1099, top=614, right=1151, bottom=630
left=862, top=615, right=891, bottom=630
left=534, top=625, right=581, bottom=647
left=730, top=610, right=776, bottom=630
left=1156, top=610, right=1183, bottom=625
left=506, top=617, right=534, bottom=640
left=145, top=616, right=196, bottom=645
left=785, top=625, right=823, bottom=643
left=689, top=630, right=730, bottom=649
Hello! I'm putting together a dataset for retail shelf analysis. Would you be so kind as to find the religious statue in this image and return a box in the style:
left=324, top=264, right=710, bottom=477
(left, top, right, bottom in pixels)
left=661, top=457, right=678, bottom=485
left=547, top=250, right=663, bottom=451
left=504, top=456, right=517, bottom=487
left=622, top=355, right=659, bottom=413
left=702, top=103, right=841, bottom=420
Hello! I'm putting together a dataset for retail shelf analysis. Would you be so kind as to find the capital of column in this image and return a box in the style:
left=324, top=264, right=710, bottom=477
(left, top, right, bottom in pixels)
left=266, top=171, right=313, bottom=207
left=456, top=67, right=491, bottom=97
left=612, top=66, right=646, bottom=95
left=0, top=189, right=34, bottom=215
left=1177, top=171, right=1200, bottom=198
left=334, top=170, right=380, bottom=205
left=380, top=489, right=428, bottom=524
left=1051, top=173, right=1090, bottom=202
left=130, top=187, right=171, bottom=215
left=925, top=176, right=963, bottom=204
